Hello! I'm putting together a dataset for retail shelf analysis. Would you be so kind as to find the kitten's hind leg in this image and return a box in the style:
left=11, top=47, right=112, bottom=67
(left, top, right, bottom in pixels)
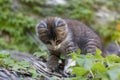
left=84, top=39, right=102, bottom=54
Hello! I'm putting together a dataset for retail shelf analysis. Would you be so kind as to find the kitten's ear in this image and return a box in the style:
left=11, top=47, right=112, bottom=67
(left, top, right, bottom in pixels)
left=36, top=21, right=47, bottom=29
left=35, top=23, right=40, bottom=36
left=57, top=21, right=66, bottom=27
left=55, top=18, right=67, bottom=27
left=35, top=21, right=47, bottom=36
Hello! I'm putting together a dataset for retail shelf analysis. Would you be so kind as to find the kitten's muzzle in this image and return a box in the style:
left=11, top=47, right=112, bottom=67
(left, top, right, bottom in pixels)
left=53, top=44, right=61, bottom=50
left=50, top=40, right=61, bottom=50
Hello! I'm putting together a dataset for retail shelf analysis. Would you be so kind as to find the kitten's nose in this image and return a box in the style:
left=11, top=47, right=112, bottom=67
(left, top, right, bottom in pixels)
left=54, top=44, right=61, bottom=50
left=54, top=46, right=57, bottom=50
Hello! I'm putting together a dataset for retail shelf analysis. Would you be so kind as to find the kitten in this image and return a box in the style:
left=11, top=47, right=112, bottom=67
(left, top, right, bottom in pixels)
left=35, top=17, right=102, bottom=73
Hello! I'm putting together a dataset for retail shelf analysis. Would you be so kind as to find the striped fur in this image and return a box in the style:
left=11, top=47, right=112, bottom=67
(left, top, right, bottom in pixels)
left=36, top=17, right=103, bottom=72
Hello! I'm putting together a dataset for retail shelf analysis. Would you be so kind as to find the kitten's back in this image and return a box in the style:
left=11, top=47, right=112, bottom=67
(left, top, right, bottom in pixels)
left=65, top=19, right=103, bottom=54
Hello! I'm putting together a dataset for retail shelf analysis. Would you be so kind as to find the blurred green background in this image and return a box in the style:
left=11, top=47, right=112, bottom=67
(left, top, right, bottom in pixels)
left=0, top=0, right=120, bottom=53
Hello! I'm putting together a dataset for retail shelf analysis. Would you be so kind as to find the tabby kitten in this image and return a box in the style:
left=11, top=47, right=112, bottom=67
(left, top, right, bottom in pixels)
left=36, top=17, right=102, bottom=73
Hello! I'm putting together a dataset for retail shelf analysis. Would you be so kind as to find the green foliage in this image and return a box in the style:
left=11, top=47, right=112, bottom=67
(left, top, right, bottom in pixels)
left=33, top=51, right=48, bottom=59
left=0, top=0, right=39, bottom=52
left=97, top=23, right=120, bottom=44
left=66, top=0, right=94, bottom=24
left=0, top=51, right=40, bottom=79
left=67, top=49, right=120, bottom=80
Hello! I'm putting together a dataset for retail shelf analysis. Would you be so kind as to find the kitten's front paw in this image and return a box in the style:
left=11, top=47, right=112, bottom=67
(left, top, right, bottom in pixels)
left=66, top=47, right=77, bottom=54
left=64, top=67, right=72, bottom=75
left=47, top=54, right=59, bottom=72
left=64, top=58, right=76, bottom=75
left=47, top=62, right=58, bottom=72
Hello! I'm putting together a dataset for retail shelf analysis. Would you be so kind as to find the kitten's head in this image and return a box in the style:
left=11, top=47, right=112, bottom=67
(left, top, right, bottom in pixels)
left=36, top=17, right=68, bottom=50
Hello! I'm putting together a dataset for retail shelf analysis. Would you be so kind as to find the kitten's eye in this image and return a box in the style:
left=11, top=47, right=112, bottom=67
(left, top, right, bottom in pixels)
left=56, top=40, right=62, bottom=45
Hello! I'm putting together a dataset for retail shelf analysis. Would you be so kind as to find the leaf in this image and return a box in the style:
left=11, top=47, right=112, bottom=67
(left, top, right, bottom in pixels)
left=29, top=69, right=39, bottom=78
left=50, top=76, right=58, bottom=80
left=64, top=78, right=72, bottom=80
left=72, top=67, right=88, bottom=77
left=94, top=72, right=109, bottom=80
left=71, top=77, right=87, bottom=80
left=33, top=51, right=47, bottom=58
left=77, top=49, right=81, bottom=55
left=18, top=61, right=30, bottom=68
left=69, top=52, right=78, bottom=60
left=108, top=67, right=120, bottom=80
left=105, top=54, right=120, bottom=63
left=76, top=58, right=94, bottom=70
left=91, top=63, right=107, bottom=73
left=0, top=52, right=10, bottom=58
left=12, top=64, right=21, bottom=70
left=95, top=48, right=102, bottom=59
left=3, top=58, right=14, bottom=67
